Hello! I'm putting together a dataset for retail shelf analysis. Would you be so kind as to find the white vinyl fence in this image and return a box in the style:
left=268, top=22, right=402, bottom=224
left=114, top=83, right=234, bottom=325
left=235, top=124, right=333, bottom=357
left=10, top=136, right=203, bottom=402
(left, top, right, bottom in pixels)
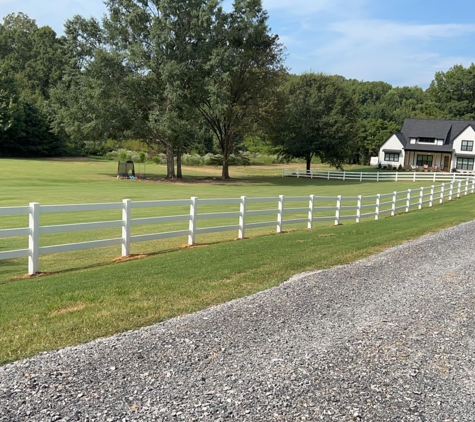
left=282, top=169, right=475, bottom=182
left=1, top=179, right=474, bottom=275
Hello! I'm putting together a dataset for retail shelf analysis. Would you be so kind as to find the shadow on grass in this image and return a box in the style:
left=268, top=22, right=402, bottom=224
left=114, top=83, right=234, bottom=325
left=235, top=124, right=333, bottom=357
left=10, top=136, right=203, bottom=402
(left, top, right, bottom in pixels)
left=3, top=231, right=291, bottom=283
left=98, top=173, right=392, bottom=188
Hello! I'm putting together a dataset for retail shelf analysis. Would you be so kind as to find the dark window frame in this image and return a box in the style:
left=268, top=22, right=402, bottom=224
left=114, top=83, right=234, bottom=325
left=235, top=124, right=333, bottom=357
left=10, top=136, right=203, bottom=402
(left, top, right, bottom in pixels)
left=384, top=152, right=399, bottom=162
left=416, top=155, right=433, bottom=167
left=456, top=157, right=474, bottom=170
left=418, top=137, right=436, bottom=143
left=461, top=140, right=474, bottom=151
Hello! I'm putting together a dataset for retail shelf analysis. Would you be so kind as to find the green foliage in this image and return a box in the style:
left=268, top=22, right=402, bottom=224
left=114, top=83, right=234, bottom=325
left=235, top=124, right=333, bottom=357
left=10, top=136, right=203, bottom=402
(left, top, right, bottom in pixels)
left=154, top=0, right=285, bottom=179
left=0, top=13, right=66, bottom=106
left=0, top=72, right=64, bottom=157
left=356, top=118, right=400, bottom=165
left=428, top=64, right=475, bottom=119
left=269, top=73, right=360, bottom=170
left=0, top=13, right=67, bottom=157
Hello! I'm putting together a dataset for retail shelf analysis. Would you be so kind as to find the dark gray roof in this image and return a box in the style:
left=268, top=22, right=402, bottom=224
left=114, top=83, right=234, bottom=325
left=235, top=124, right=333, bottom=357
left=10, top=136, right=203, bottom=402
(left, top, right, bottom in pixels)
left=404, top=144, right=454, bottom=152
left=401, top=118, right=475, bottom=145
left=394, top=132, right=407, bottom=146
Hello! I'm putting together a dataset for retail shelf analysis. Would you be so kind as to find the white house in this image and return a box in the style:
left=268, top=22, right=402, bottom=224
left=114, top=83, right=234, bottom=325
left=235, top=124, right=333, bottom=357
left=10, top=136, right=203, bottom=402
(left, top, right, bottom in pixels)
left=378, top=118, right=475, bottom=171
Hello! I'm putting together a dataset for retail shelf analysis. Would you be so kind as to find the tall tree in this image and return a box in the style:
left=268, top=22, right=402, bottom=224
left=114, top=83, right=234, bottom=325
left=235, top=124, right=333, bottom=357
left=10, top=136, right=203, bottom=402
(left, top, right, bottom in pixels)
left=147, top=0, right=285, bottom=179
left=0, top=13, right=66, bottom=105
left=0, top=72, right=64, bottom=157
left=269, top=73, right=359, bottom=171
left=428, top=63, right=475, bottom=119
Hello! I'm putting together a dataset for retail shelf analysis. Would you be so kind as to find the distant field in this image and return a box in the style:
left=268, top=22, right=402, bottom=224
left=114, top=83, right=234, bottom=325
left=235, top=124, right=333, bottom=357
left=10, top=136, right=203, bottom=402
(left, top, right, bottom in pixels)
left=2, top=158, right=475, bottom=364
left=1, top=158, right=435, bottom=280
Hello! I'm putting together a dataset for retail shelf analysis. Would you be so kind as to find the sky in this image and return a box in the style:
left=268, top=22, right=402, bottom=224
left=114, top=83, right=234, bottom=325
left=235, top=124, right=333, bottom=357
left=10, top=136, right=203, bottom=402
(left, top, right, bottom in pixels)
left=1, top=0, right=474, bottom=89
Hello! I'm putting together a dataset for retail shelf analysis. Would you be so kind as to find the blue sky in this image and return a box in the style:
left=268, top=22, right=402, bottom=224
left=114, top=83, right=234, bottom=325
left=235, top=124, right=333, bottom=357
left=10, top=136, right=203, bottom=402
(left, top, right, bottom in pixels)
left=1, top=0, right=474, bottom=88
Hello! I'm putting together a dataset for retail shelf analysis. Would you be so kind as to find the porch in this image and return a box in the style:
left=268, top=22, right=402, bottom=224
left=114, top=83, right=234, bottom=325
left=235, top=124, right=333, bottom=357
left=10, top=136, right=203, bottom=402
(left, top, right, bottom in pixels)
left=404, top=151, right=452, bottom=172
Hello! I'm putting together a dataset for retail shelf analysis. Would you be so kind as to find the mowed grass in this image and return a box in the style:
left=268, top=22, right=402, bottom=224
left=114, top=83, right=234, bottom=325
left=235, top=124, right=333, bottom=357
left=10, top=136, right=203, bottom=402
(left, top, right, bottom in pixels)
left=1, top=158, right=473, bottom=364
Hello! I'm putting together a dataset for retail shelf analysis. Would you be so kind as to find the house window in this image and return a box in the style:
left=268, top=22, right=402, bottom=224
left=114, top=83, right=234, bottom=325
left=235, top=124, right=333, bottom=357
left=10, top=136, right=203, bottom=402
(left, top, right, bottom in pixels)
left=456, top=157, right=474, bottom=170
left=418, top=137, right=435, bottom=143
left=384, top=152, right=399, bottom=162
left=416, top=155, right=433, bottom=167
left=461, top=140, right=474, bottom=151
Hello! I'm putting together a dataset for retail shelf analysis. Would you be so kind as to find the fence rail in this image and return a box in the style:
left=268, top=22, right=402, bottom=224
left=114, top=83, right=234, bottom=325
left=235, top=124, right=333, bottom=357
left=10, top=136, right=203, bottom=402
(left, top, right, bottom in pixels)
left=1, top=179, right=474, bottom=275
left=282, top=169, right=475, bottom=182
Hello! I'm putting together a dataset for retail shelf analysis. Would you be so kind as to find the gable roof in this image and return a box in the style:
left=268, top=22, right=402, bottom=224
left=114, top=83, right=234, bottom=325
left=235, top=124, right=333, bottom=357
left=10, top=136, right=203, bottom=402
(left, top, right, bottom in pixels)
left=401, top=118, right=475, bottom=145
left=394, top=132, right=407, bottom=146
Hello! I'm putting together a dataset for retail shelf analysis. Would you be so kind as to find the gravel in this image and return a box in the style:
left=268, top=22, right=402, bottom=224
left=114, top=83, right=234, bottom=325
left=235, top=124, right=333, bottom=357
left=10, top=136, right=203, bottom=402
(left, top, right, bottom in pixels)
left=2, top=221, right=475, bottom=421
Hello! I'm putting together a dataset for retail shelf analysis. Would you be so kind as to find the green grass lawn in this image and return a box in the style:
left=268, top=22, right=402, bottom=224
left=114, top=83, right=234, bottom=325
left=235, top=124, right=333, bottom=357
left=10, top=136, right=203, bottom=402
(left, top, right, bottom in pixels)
left=1, top=158, right=472, bottom=364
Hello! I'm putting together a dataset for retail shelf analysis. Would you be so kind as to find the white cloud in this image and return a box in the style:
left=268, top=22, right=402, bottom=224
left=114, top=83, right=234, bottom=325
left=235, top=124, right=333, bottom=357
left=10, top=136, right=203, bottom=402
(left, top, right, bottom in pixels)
left=288, top=19, right=475, bottom=86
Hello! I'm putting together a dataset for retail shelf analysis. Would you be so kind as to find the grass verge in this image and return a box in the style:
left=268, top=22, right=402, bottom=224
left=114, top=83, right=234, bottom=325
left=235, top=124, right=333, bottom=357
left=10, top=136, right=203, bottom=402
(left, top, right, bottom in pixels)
left=1, top=193, right=475, bottom=365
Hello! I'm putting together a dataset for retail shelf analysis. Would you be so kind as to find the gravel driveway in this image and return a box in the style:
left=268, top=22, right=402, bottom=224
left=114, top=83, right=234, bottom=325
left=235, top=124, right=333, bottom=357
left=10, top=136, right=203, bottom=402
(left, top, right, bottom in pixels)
left=1, top=221, right=475, bottom=421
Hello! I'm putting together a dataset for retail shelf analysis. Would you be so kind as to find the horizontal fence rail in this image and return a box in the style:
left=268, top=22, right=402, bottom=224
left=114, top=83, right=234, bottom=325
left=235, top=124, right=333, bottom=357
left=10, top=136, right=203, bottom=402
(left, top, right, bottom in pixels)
left=1, top=179, right=474, bottom=275
left=282, top=169, right=475, bottom=182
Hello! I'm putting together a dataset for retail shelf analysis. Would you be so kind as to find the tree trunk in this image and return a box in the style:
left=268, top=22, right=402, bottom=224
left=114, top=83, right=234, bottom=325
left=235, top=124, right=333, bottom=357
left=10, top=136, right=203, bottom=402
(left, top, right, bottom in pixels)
left=222, top=156, right=230, bottom=179
left=306, top=155, right=312, bottom=173
left=166, top=142, right=175, bottom=179
left=221, top=135, right=231, bottom=180
left=176, top=143, right=183, bottom=179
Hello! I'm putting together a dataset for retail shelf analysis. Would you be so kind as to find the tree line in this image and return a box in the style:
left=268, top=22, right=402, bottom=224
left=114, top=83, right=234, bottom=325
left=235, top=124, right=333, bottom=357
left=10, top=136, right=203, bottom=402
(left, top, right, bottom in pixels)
left=1, top=2, right=475, bottom=178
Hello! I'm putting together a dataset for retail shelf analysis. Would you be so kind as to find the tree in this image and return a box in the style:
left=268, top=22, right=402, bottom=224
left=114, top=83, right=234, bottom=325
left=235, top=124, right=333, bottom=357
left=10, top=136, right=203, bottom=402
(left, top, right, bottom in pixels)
left=0, top=13, right=66, bottom=105
left=151, top=0, right=285, bottom=179
left=269, top=73, right=359, bottom=171
left=356, top=118, right=400, bottom=165
left=428, top=63, right=475, bottom=119
left=0, top=72, right=64, bottom=157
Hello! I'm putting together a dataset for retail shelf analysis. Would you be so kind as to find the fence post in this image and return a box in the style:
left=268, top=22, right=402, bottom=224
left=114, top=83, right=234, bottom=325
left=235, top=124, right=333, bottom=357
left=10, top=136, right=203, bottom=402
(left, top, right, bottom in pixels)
left=440, top=183, right=445, bottom=204
left=356, top=195, right=362, bottom=223
left=413, top=172, right=416, bottom=182
left=334, top=195, right=341, bottom=225
left=188, top=196, right=198, bottom=245
left=122, top=199, right=131, bottom=256
left=238, top=196, right=246, bottom=239
left=453, top=173, right=456, bottom=182
left=395, top=172, right=398, bottom=182
left=327, top=171, right=330, bottom=180
left=282, top=169, right=285, bottom=178
left=308, top=195, right=315, bottom=229
left=472, top=179, right=475, bottom=194
left=343, top=171, right=346, bottom=181
left=449, top=181, right=454, bottom=201
left=391, top=191, right=397, bottom=216
left=376, top=172, right=380, bottom=182
left=406, top=189, right=411, bottom=212
left=28, top=202, right=40, bottom=275
left=360, top=172, right=363, bottom=182
left=277, top=195, right=284, bottom=233
left=465, top=179, right=469, bottom=195
left=419, top=187, right=424, bottom=210
left=457, top=180, right=462, bottom=198
left=375, top=194, right=381, bottom=220
left=310, top=170, right=313, bottom=179
left=429, top=185, right=434, bottom=207
left=433, top=173, right=436, bottom=182
left=296, top=169, right=300, bottom=178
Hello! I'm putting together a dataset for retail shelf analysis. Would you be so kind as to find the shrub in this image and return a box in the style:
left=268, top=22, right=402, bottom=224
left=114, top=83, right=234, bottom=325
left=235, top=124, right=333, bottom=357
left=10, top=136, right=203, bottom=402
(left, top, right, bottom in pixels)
left=152, top=155, right=166, bottom=165
left=181, top=154, right=204, bottom=166
left=118, top=149, right=128, bottom=161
